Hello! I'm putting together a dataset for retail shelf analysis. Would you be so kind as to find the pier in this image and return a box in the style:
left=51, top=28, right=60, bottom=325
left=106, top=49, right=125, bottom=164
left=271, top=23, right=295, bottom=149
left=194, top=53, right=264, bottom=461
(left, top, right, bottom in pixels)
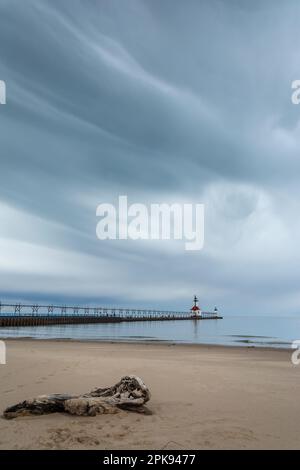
left=0, top=301, right=222, bottom=327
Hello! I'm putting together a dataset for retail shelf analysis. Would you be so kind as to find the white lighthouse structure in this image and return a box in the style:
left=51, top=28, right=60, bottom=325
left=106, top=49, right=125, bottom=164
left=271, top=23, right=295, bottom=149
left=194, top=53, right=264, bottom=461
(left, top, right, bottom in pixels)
left=190, top=295, right=202, bottom=318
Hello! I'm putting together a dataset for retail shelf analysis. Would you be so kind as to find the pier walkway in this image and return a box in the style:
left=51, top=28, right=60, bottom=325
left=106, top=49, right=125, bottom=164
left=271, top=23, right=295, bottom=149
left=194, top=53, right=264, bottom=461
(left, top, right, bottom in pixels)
left=0, top=302, right=222, bottom=327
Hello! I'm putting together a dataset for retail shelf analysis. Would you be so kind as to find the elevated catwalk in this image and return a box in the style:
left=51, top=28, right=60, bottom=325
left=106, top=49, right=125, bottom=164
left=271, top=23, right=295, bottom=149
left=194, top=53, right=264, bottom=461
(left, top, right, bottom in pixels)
left=0, top=301, right=222, bottom=327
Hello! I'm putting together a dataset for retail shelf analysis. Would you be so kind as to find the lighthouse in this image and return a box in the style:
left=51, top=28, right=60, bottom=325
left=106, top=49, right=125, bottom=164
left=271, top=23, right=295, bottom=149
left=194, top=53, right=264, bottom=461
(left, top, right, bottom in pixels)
left=190, top=295, right=202, bottom=318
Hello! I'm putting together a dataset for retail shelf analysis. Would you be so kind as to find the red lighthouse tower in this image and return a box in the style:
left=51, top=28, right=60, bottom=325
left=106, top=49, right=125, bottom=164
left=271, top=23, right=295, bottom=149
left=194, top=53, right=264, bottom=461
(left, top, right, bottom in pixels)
left=190, top=295, right=201, bottom=318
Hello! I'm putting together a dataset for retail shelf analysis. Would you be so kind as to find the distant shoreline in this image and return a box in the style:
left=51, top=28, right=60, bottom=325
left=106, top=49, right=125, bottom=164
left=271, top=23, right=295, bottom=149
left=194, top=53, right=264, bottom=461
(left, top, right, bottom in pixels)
left=0, top=336, right=292, bottom=352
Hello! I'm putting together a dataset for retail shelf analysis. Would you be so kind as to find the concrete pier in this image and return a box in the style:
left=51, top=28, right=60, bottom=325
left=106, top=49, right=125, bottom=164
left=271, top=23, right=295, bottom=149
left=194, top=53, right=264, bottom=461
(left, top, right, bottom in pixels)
left=0, top=302, right=222, bottom=327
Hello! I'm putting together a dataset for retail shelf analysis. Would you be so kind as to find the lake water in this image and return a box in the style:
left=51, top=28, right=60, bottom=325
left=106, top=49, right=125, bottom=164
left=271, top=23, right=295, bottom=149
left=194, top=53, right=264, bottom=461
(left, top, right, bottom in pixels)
left=0, top=315, right=300, bottom=348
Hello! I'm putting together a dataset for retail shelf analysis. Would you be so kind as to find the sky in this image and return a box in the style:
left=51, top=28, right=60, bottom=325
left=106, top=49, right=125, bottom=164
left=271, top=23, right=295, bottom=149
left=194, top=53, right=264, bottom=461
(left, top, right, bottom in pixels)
left=0, top=0, right=300, bottom=314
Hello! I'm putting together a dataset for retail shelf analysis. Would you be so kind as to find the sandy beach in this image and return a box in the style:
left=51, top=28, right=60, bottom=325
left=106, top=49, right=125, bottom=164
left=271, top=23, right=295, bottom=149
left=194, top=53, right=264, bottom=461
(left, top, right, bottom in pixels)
left=0, top=339, right=299, bottom=450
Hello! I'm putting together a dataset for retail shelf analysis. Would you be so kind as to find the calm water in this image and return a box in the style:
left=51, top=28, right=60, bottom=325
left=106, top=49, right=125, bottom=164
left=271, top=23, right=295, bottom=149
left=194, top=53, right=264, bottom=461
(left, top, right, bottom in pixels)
left=1, top=315, right=300, bottom=348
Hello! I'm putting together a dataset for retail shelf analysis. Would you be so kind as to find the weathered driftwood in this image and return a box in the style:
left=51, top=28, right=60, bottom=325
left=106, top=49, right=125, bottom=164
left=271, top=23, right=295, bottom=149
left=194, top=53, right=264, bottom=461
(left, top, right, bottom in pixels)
left=3, top=375, right=151, bottom=419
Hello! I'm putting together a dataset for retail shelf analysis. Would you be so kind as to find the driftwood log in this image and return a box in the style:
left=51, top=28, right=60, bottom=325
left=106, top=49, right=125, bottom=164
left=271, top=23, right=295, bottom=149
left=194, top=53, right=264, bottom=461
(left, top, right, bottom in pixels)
left=3, top=375, right=151, bottom=419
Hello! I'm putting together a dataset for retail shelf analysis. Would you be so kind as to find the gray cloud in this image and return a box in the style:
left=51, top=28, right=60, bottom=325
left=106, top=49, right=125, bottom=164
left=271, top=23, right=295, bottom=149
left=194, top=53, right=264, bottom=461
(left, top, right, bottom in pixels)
left=0, top=0, right=300, bottom=314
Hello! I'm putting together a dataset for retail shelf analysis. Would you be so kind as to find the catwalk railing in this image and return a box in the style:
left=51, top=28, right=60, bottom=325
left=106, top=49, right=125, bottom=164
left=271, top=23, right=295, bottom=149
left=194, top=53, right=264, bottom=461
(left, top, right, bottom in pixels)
left=0, top=302, right=222, bottom=326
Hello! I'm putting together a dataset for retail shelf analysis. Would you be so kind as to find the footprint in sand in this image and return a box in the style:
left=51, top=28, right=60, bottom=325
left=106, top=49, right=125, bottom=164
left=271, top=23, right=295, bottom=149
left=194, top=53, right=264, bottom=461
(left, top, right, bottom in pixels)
left=198, top=425, right=257, bottom=444
left=114, top=433, right=126, bottom=439
left=41, top=427, right=100, bottom=449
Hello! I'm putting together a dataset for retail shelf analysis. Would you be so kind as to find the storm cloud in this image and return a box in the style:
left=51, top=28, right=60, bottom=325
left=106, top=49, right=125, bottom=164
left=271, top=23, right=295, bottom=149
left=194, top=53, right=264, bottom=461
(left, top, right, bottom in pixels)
left=0, top=0, right=300, bottom=314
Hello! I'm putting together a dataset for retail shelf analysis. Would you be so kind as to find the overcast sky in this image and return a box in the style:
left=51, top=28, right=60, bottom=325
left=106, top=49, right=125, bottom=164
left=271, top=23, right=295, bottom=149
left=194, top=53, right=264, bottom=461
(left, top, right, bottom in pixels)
left=0, top=0, right=300, bottom=314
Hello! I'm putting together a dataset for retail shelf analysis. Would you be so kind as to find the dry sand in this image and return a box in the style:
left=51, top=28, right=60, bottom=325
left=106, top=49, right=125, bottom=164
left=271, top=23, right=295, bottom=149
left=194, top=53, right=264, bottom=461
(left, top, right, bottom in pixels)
left=0, top=339, right=299, bottom=449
